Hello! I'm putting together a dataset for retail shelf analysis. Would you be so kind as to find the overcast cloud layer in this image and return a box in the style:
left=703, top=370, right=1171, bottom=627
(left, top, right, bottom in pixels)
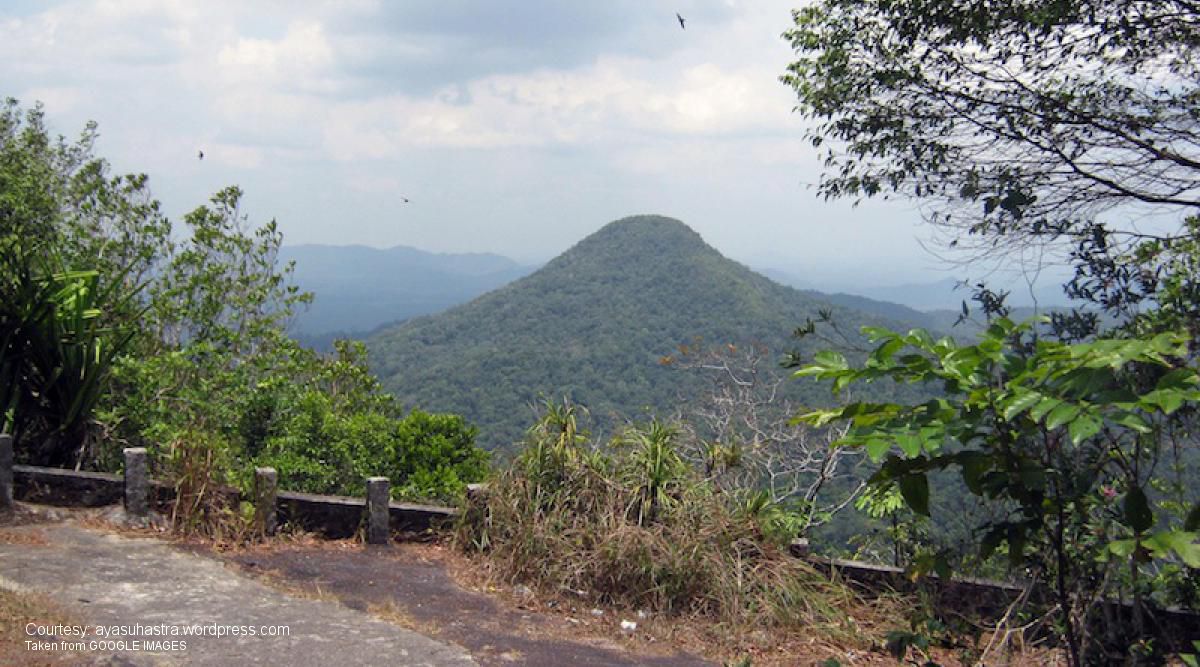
left=2, top=0, right=967, bottom=288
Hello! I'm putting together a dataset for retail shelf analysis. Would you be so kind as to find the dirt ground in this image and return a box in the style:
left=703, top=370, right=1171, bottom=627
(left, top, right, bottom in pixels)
left=219, top=541, right=715, bottom=667
left=3, top=503, right=1064, bottom=666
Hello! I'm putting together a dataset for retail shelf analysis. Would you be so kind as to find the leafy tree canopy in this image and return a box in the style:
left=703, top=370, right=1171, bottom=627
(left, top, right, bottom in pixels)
left=783, top=0, right=1200, bottom=330
left=1, top=98, right=487, bottom=502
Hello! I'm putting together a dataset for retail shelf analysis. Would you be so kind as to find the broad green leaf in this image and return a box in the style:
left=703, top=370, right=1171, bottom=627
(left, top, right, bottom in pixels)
left=1114, top=412, right=1152, bottom=434
left=1124, top=487, right=1154, bottom=533
left=1029, top=397, right=1062, bottom=421
left=903, top=329, right=934, bottom=349
left=895, top=432, right=922, bottom=457
left=1143, top=531, right=1200, bottom=568
left=1144, top=389, right=1185, bottom=415
left=1002, top=390, right=1043, bottom=421
left=812, top=350, right=849, bottom=371
left=866, top=438, right=892, bottom=462
left=1108, top=538, right=1137, bottom=559
left=860, top=326, right=896, bottom=342
left=1155, top=368, right=1198, bottom=391
left=1045, top=402, right=1081, bottom=430
left=1185, top=502, right=1200, bottom=532
left=869, top=337, right=906, bottom=365
left=899, top=473, right=930, bottom=516
left=795, top=409, right=843, bottom=427
left=1068, top=413, right=1102, bottom=444
left=959, top=452, right=991, bottom=495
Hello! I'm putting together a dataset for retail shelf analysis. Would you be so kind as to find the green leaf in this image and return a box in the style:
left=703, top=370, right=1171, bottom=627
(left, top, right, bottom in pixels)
left=812, top=350, right=849, bottom=371
left=1114, top=412, right=1152, bottom=434
left=980, top=526, right=1005, bottom=560
left=866, top=438, right=892, bottom=462
left=959, top=452, right=991, bottom=494
left=1155, top=368, right=1198, bottom=391
left=860, top=326, right=896, bottom=342
left=869, top=337, right=906, bottom=365
left=1029, top=397, right=1062, bottom=421
left=1108, top=538, right=1137, bottom=559
left=899, top=473, right=930, bottom=516
left=1068, top=413, right=1102, bottom=444
left=1124, top=487, right=1154, bottom=533
left=1143, top=531, right=1200, bottom=568
left=895, top=432, right=922, bottom=457
left=1002, top=390, right=1043, bottom=420
left=903, top=329, right=935, bottom=349
left=1044, top=402, right=1080, bottom=430
left=1185, top=502, right=1200, bottom=532
left=1145, top=389, right=1185, bottom=415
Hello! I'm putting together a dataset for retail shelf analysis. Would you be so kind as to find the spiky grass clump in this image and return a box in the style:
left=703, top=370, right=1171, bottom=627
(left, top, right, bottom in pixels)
left=457, top=404, right=856, bottom=631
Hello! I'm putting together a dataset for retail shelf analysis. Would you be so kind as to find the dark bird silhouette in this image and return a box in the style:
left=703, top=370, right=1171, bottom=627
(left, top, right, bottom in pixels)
left=676, top=12, right=686, bottom=29
left=401, top=197, right=410, bottom=203
left=198, top=150, right=204, bottom=160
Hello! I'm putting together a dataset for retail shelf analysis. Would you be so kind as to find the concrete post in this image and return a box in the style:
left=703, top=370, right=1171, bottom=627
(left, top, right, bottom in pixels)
left=366, top=476, right=390, bottom=545
left=123, top=447, right=149, bottom=517
left=254, top=467, right=278, bottom=536
left=789, top=537, right=810, bottom=559
left=465, top=483, right=489, bottom=504
left=0, top=434, right=13, bottom=512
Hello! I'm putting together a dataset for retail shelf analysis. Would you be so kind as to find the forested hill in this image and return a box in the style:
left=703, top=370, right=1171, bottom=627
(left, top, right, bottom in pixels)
left=368, top=215, right=929, bottom=449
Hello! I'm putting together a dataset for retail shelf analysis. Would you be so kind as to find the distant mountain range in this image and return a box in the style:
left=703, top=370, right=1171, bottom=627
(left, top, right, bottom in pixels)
left=282, top=242, right=1075, bottom=348
left=365, top=215, right=934, bottom=449
left=280, top=244, right=534, bottom=338
left=761, top=270, right=1074, bottom=312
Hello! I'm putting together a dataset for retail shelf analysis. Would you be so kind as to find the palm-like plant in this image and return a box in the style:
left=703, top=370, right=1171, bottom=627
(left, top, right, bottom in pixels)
left=3, top=253, right=146, bottom=466
left=620, top=420, right=687, bottom=525
left=521, top=398, right=589, bottom=501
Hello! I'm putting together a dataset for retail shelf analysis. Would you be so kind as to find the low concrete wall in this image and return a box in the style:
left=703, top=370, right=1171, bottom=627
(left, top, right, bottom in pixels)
left=276, top=489, right=457, bottom=539
left=810, top=556, right=1200, bottom=642
left=12, top=464, right=457, bottom=538
left=15, top=464, right=149, bottom=507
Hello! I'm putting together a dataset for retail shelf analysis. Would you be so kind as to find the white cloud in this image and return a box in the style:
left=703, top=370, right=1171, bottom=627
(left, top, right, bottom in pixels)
left=216, top=20, right=336, bottom=91
left=0, top=0, right=943, bottom=285
left=319, top=56, right=799, bottom=160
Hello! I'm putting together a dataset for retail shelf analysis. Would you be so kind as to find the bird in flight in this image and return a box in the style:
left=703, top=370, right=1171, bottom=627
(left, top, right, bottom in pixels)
left=676, top=12, right=686, bottom=29
left=197, top=150, right=204, bottom=160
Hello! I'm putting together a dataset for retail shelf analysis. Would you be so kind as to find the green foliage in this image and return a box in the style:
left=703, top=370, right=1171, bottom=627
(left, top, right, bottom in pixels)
left=782, top=0, right=1200, bottom=337
left=2, top=97, right=488, bottom=507
left=798, top=319, right=1200, bottom=662
left=0, top=99, right=156, bottom=465
left=99, top=188, right=489, bottom=504
left=249, top=391, right=486, bottom=503
left=617, top=420, right=687, bottom=525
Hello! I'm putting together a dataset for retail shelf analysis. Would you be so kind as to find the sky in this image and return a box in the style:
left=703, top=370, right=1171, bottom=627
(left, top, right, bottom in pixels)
left=1, top=0, right=1041, bottom=292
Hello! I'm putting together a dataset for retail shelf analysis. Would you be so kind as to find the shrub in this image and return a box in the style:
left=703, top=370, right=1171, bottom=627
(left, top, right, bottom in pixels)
left=458, top=401, right=856, bottom=631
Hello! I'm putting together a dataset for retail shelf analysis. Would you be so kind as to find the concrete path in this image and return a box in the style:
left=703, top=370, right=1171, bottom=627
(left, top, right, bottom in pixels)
left=0, top=522, right=477, bottom=666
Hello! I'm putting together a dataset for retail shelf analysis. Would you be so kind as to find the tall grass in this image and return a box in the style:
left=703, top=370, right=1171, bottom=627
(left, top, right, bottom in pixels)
left=457, top=401, right=857, bottom=631
left=163, top=426, right=253, bottom=541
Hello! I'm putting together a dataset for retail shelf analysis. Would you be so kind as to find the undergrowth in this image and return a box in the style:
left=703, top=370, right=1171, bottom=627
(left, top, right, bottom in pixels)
left=456, top=400, right=864, bottom=636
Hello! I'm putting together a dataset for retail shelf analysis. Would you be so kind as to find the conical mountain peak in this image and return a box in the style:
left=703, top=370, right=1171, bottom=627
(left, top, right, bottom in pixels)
left=368, top=215, right=920, bottom=449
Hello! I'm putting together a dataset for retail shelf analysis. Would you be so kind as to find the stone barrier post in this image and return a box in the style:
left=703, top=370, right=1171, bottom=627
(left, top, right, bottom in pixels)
left=254, top=467, right=278, bottom=536
left=366, top=476, right=390, bottom=545
left=0, top=434, right=13, bottom=511
left=123, top=447, right=149, bottom=517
